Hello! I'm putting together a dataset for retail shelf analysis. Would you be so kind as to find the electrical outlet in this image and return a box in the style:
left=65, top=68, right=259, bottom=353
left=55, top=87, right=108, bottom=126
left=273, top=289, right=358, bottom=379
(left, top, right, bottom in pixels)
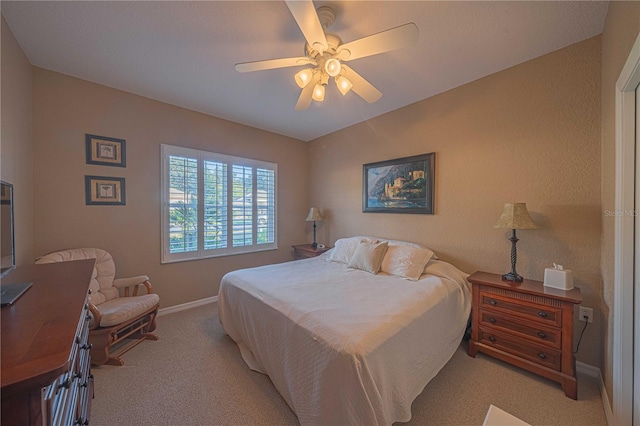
left=579, top=306, right=593, bottom=323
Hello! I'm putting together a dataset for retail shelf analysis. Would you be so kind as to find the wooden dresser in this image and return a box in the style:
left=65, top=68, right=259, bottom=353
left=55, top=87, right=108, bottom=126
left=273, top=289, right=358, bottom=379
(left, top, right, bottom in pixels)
left=467, top=271, right=582, bottom=399
left=1, top=259, right=95, bottom=425
left=292, top=244, right=331, bottom=260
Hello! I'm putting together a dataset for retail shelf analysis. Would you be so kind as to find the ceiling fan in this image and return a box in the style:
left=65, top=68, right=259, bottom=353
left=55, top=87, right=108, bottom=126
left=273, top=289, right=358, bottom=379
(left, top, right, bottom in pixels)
left=235, top=1, right=419, bottom=110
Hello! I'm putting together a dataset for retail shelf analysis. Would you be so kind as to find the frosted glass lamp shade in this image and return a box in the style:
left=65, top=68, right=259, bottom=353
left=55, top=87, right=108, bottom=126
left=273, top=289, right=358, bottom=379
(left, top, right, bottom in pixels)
left=335, top=75, right=353, bottom=95
left=312, top=84, right=325, bottom=102
left=325, top=58, right=341, bottom=77
left=295, top=69, right=314, bottom=88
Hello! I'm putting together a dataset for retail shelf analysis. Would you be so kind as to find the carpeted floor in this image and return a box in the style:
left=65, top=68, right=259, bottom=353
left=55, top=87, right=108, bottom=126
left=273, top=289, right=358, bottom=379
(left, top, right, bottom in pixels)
left=91, top=303, right=607, bottom=425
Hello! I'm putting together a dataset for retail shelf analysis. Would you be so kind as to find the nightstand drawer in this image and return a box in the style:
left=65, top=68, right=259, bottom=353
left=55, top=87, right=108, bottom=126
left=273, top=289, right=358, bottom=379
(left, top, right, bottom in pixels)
left=292, top=244, right=331, bottom=260
left=479, top=327, right=561, bottom=371
left=295, top=250, right=317, bottom=260
left=479, top=309, right=561, bottom=349
left=480, top=291, right=562, bottom=327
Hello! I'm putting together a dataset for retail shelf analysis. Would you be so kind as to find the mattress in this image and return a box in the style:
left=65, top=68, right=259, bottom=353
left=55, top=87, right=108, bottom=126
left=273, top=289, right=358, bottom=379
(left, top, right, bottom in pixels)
left=218, top=254, right=471, bottom=425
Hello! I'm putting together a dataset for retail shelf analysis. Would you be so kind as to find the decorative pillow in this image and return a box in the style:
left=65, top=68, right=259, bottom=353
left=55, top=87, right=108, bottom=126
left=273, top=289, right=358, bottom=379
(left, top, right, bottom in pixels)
left=381, top=244, right=435, bottom=281
left=383, top=238, right=438, bottom=260
left=347, top=241, right=389, bottom=274
left=327, top=236, right=378, bottom=264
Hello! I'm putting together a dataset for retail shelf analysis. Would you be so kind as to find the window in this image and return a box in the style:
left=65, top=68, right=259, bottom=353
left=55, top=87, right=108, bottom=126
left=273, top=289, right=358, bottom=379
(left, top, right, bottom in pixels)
left=161, top=144, right=277, bottom=263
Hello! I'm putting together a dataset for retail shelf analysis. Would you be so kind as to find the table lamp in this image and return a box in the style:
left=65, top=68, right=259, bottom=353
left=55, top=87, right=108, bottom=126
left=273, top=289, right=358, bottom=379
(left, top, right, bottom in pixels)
left=306, top=207, right=323, bottom=248
left=494, top=203, right=538, bottom=282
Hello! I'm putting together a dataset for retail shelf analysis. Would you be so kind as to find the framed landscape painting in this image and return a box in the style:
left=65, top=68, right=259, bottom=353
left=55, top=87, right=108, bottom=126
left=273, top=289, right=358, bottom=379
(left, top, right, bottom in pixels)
left=362, top=153, right=435, bottom=214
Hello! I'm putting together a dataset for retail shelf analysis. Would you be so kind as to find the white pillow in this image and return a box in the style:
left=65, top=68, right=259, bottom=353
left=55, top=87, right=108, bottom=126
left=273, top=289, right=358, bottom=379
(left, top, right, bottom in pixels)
left=327, top=236, right=378, bottom=264
left=381, top=243, right=436, bottom=281
left=347, top=241, right=389, bottom=274
left=382, top=238, right=438, bottom=259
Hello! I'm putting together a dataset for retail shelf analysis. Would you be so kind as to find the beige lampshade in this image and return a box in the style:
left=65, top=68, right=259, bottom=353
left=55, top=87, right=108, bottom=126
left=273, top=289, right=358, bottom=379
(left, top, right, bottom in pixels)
left=306, top=207, right=323, bottom=222
left=494, top=203, right=538, bottom=230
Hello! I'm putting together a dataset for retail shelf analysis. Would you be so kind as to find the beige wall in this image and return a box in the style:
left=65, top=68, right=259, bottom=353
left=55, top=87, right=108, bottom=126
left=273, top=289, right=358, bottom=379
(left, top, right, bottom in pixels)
left=4, top=3, right=626, bottom=391
left=309, top=37, right=602, bottom=367
left=1, top=16, right=33, bottom=266
left=32, top=68, right=309, bottom=307
left=600, top=0, right=640, bottom=407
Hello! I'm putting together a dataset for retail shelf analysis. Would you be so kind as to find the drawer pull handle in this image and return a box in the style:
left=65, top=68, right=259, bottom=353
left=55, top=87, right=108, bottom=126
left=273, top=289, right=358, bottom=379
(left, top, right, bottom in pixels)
left=489, top=299, right=497, bottom=306
left=537, top=331, right=547, bottom=338
left=537, top=311, right=548, bottom=318
left=489, top=317, right=496, bottom=324
left=538, top=352, right=547, bottom=359
left=488, top=336, right=496, bottom=342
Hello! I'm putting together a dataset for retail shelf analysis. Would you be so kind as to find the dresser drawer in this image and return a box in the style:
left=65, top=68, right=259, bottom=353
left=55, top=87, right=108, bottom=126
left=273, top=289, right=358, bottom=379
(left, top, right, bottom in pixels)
left=479, top=327, right=561, bottom=371
left=479, top=309, right=561, bottom=349
left=42, top=295, right=93, bottom=425
left=479, top=291, right=562, bottom=327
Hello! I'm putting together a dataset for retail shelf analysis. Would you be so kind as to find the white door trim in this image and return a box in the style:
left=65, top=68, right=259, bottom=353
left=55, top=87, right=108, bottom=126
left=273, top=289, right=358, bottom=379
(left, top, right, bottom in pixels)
left=613, top=32, right=640, bottom=426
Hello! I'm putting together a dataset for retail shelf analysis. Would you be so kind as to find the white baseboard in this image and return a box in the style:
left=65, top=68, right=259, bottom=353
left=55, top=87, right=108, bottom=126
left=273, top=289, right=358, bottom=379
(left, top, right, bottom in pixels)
left=577, top=361, right=613, bottom=426
left=158, top=296, right=218, bottom=317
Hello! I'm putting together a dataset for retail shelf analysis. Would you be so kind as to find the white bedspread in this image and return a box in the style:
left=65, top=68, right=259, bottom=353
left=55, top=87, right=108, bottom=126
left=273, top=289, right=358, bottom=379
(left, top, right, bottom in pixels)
left=218, top=255, right=471, bottom=425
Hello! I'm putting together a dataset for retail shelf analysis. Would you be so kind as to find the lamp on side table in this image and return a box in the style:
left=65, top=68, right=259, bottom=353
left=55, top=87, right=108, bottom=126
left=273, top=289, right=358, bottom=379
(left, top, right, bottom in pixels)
left=305, top=207, right=323, bottom=248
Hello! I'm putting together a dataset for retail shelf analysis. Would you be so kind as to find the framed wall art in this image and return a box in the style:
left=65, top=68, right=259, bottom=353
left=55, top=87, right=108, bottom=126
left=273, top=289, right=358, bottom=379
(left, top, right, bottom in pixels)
left=85, top=176, right=126, bottom=206
left=363, top=153, right=435, bottom=214
left=86, top=134, right=126, bottom=167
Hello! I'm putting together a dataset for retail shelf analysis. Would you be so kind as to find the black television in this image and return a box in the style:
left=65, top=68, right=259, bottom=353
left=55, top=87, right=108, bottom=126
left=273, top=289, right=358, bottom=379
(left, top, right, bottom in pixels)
left=1, top=181, right=15, bottom=278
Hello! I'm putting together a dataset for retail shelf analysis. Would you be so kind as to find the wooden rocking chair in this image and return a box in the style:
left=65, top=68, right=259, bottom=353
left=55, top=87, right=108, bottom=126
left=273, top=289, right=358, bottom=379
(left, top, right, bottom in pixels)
left=36, top=248, right=160, bottom=366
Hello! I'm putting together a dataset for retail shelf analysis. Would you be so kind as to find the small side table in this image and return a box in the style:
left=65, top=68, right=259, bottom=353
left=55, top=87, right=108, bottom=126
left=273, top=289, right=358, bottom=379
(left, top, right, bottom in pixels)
left=467, top=271, right=582, bottom=399
left=292, top=244, right=331, bottom=260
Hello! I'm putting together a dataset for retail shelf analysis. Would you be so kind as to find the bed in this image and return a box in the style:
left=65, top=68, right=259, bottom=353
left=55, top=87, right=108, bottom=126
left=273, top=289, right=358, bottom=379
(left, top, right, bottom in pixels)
left=218, top=237, right=471, bottom=425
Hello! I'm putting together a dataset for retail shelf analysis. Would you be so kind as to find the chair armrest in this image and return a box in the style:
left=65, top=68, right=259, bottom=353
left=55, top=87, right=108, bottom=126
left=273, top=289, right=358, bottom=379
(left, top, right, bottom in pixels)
left=88, top=302, right=101, bottom=330
left=113, top=275, right=153, bottom=297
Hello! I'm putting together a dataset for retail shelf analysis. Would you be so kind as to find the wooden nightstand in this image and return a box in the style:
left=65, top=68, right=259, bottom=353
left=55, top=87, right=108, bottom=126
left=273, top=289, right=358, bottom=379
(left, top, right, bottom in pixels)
left=292, top=244, right=331, bottom=260
left=467, top=271, right=583, bottom=399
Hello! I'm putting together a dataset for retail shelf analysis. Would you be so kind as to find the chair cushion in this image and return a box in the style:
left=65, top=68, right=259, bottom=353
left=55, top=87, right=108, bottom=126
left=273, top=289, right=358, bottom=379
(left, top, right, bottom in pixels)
left=97, top=294, right=160, bottom=327
left=36, top=248, right=118, bottom=305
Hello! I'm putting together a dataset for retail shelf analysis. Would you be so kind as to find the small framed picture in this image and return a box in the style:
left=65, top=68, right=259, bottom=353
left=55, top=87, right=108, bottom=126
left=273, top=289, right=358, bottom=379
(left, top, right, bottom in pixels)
left=85, top=176, right=126, bottom=206
left=86, top=134, right=126, bottom=167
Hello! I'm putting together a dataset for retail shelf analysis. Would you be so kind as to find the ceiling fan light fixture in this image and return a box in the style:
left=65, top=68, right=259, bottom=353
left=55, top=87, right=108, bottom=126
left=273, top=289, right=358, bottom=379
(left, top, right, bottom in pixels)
left=324, top=58, right=341, bottom=77
left=312, top=83, right=326, bottom=102
left=335, top=75, right=353, bottom=95
left=295, top=68, right=314, bottom=88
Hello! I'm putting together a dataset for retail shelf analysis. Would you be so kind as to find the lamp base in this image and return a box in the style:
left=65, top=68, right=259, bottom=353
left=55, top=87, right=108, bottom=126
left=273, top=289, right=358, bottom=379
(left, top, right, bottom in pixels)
left=502, top=272, right=523, bottom=282
left=311, top=242, right=318, bottom=248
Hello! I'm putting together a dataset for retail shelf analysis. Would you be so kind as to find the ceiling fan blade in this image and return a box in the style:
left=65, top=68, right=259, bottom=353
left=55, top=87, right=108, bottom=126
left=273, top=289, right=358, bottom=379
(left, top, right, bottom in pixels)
left=336, top=23, right=419, bottom=61
left=295, top=72, right=322, bottom=110
left=285, top=0, right=328, bottom=54
left=235, top=57, right=315, bottom=73
left=341, top=65, right=382, bottom=104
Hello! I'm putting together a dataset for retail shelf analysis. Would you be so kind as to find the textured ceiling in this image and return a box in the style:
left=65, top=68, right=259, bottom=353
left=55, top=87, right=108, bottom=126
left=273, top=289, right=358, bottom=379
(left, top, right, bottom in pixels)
left=2, top=1, right=608, bottom=141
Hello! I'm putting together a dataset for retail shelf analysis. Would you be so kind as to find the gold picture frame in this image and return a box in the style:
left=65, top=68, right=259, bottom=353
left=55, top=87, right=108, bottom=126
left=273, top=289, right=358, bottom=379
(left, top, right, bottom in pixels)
left=85, top=176, right=126, bottom=206
left=86, top=134, right=126, bottom=167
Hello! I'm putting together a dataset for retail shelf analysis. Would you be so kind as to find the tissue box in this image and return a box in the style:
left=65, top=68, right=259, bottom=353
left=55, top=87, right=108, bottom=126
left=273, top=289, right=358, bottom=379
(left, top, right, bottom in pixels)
left=544, top=268, right=574, bottom=290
